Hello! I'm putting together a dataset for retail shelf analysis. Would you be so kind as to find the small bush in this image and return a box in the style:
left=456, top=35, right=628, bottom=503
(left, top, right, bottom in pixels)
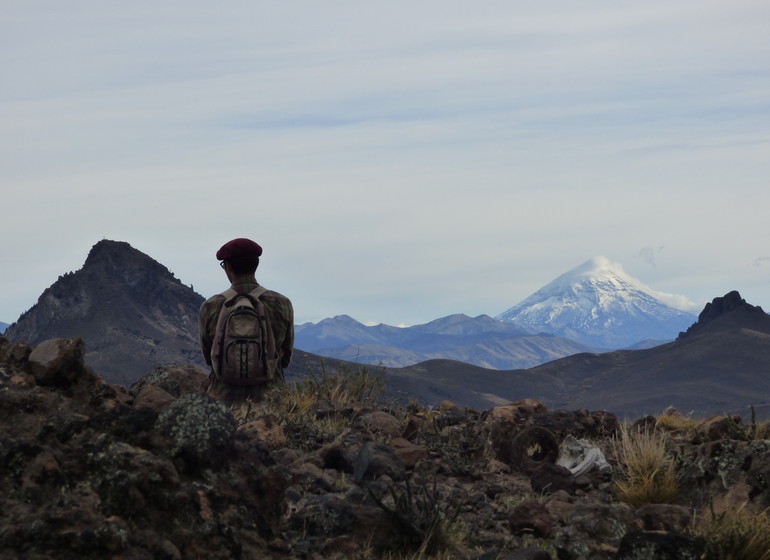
left=692, top=505, right=770, bottom=560
left=612, top=423, right=679, bottom=507
left=263, top=363, right=387, bottom=450
left=655, top=408, right=698, bottom=432
left=368, top=477, right=466, bottom=557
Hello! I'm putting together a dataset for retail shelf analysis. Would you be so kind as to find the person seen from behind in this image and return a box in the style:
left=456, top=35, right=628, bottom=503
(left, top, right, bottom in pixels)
left=198, top=238, right=294, bottom=404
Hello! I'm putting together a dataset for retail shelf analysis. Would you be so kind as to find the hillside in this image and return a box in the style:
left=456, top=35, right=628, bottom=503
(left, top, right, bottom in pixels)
left=3, top=240, right=206, bottom=385
left=394, top=291, right=770, bottom=419
left=1, top=335, right=768, bottom=559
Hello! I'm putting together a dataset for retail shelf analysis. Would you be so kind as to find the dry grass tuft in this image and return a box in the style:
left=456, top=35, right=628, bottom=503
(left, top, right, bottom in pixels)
left=612, top=423, right=679, bottom=508
left=691, top=505, right=770, bottom=560
left=655, top=408, right=698, bottom=432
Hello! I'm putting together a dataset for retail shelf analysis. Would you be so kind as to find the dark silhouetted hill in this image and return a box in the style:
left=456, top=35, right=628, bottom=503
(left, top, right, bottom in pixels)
left=4, top=240, right=206, bottom=385
left=391, top=292, right=770, bottom=419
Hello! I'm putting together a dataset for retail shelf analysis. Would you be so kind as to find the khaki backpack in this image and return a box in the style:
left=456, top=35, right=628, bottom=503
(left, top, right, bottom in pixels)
left=211, top=287, right=278, bottom=385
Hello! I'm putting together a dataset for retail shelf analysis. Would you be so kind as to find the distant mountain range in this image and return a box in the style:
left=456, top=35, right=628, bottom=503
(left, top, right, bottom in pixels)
left=0, top=322, right=8, bottom=334
left=297, top=256, right=697, bottom=368
left=497, top=256, right=696, bottom=348
left=3, top=240, right=768, bottom=419
left=295, top=313, right=592, bottom=369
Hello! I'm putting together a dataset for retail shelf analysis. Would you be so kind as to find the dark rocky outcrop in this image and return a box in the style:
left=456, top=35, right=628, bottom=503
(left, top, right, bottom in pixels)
left=678, top=290, right=769, bottom=340
left=4, top=240, right=207, bottom=385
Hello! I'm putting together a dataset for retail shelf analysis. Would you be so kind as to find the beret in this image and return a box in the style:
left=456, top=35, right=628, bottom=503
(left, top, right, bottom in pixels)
left=216, top=238, right=263, bottom=260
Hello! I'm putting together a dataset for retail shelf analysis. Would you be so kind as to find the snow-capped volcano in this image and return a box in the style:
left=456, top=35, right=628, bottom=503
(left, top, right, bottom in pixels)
left=496, top=256, right=697, bottom=349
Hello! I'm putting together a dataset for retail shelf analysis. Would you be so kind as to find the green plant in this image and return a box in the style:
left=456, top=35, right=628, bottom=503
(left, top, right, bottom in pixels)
left=612, top=423, right=679, bottom=507
left=287, top=361, right=387, bottom=406
left=368, top=477, right=465, bottom=557
left=691, top=504, right=770, bottom=560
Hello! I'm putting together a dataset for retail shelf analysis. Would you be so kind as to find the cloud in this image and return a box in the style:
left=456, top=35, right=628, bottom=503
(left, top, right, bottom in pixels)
left=637, top=246, right=666, bottom=267
left=1, top=1, right=770, bottom=325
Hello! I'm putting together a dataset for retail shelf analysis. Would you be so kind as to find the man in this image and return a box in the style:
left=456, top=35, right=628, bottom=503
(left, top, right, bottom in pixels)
left=198, top=238, right=294, bottom=403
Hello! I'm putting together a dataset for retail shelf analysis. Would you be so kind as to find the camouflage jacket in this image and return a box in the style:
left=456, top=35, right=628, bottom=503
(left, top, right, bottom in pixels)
left=198, top=282, right=294, bottom=381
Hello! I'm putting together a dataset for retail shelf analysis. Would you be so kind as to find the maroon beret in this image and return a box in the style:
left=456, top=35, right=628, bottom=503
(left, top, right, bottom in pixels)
left=216, top=238, right=263, bottom=260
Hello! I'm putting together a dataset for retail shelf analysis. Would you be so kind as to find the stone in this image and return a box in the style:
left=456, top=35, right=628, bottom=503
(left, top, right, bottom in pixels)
left=353, top=440, right=406, bottom=482
left=237, top=414, right=287, bottom=448
left=509, top=500, right=553, bottom=538
left=634, top=504, right=692, bottom=532
left=390, top=436, right=430, bottom=469
left=355, top=410, right=403, bottom=438
left=695, top=414, right=745, bottom=441
left=133, top=384, right=175, bottom=412
left=130, top=365, right=208, bottom=398
left=27, top=338, right=98, bottom=393
left=615, top=531, right=704, bottom=560
left=531, top=463, right=577, bottom=495
left=155, top=393, right=236, bottom=469
left=486, top=399, right=548, bottom=424
left=533, top=409, right=619, bottom=439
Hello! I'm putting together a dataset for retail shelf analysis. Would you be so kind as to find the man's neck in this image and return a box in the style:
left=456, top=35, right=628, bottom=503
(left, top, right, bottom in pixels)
left=230, top=273, right=258, bottom=286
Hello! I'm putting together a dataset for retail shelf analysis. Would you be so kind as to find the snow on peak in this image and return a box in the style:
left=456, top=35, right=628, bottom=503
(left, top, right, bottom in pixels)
left=495, top=256, right=697, bottom=348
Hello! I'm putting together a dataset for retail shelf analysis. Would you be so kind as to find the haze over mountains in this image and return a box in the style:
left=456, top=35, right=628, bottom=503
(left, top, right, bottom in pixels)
left=295, top=313, right=592, bottom=370
left=3, top=240, right=769, bottom=418
left=297, top=256, right=697, bottom=368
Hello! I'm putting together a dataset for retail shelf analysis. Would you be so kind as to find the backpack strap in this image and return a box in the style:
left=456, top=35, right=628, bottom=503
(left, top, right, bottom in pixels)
left=221, top=286, right=269, bottom=308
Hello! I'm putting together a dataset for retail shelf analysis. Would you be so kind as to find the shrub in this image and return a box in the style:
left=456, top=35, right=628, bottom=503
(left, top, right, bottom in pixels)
left=612, top=423, right=679, bottom=508
left=368, top=477, right=466, bottom=557
left=263, top=363, right=387, bottom=450
left=654, top=408, right=698, bottom=432
left=691, top=505, right=770, bottom=560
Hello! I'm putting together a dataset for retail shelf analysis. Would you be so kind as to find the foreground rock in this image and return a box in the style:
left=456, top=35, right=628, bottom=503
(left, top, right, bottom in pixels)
left=1, top=336, right=769, bottom=559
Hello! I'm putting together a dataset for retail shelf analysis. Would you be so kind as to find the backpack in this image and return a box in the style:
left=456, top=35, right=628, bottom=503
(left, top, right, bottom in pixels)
left=211, top=286, right=278, bottom=386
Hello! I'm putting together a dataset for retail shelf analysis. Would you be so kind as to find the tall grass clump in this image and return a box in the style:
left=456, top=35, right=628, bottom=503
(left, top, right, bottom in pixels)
left=368, top=478, right=466, bottom=558
left=654, top=408, right=698, bottom=432
left=263, top=363, right=387, bottom=450
left=691, top=505, right=770, bottom=560
left=612, top=423, right=679, bottom=508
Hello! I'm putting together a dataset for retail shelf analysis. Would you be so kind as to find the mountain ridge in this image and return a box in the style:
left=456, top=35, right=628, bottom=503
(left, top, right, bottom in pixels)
left=295, top=313, right=593, bottom=369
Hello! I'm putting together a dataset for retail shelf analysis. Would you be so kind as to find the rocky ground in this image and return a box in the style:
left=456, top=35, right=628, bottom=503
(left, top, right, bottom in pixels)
left=1, top=336, right=769, bottom=559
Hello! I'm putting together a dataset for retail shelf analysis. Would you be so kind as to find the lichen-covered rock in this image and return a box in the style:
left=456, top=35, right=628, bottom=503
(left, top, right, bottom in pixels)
left=615, top=531, right=705, bottom=560
left=129, top=364, right=208, bottom=399
left=155, top=393, right=236, bottom=469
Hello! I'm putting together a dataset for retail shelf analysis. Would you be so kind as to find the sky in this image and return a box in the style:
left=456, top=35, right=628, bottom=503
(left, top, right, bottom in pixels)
left=2, top=1, right=769, bottom=327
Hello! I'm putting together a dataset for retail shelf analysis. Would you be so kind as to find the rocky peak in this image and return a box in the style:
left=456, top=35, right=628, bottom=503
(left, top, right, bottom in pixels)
left=4, top=240, right=206, bottom=385
left=678, top=291, right=769, bottom=340
left=82, top=239, right=178, bottom=289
